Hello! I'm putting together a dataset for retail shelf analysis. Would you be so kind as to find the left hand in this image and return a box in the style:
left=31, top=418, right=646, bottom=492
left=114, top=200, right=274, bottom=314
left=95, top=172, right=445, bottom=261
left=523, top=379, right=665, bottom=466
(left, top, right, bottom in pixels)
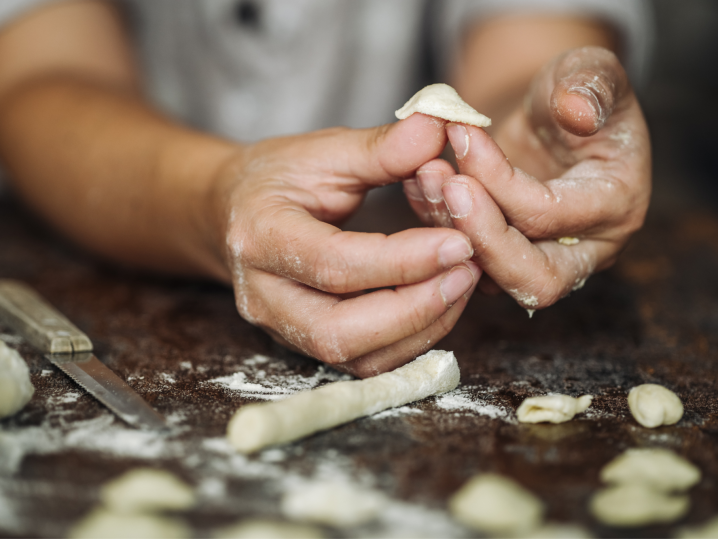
left=403, top=47, right=651, bottom=312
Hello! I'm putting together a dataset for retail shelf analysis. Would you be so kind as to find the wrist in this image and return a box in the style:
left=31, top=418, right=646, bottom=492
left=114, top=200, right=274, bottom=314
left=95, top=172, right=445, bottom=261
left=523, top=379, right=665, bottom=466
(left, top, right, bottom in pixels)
left=196, top=144, right=250, bottom=283
left=156, top=133, right=243, bottom=283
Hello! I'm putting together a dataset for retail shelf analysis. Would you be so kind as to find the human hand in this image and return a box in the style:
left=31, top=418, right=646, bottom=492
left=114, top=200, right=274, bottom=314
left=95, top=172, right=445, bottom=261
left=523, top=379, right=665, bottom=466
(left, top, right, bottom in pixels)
left=209, top=114, right=480, bottom=377
left=405, top=47, right=651, bottom=313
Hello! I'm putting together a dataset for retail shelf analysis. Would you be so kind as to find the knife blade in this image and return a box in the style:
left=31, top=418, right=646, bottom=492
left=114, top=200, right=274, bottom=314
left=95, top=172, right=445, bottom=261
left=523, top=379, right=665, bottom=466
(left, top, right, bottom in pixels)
left=0, top=279, right=167, bottom=430
left=48, top=352, right=167, bottom=430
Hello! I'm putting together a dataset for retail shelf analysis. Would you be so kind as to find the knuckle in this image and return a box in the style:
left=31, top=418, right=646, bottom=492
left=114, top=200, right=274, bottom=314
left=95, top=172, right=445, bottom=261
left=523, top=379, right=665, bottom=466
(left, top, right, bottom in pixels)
left=520, top=210, right=558, bottom=239
left=312, top=249, right=352, bottom=293
left=350, top=362, right=385, bottom=379
left=435, top=311, right=456, bottom=336
left=406, top=301, right=430, bottom=334
left=310, top=326, right=350, bottom=365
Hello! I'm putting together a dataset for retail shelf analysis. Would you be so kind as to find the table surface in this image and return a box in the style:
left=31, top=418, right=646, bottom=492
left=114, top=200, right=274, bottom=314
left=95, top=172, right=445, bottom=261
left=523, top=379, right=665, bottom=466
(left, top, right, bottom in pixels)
left=1, top=190, right=717, bottom=539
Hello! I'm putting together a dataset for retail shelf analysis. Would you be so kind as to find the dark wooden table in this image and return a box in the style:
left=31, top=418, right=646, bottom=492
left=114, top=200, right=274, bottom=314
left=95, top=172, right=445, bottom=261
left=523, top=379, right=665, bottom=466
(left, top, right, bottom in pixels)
left=1, top=189, right=717, bottom=538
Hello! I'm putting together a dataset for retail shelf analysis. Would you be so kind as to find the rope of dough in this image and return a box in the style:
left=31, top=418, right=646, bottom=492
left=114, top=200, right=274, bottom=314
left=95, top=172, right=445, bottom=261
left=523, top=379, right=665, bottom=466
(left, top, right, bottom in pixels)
left=227, top=350, right=460, bottom=453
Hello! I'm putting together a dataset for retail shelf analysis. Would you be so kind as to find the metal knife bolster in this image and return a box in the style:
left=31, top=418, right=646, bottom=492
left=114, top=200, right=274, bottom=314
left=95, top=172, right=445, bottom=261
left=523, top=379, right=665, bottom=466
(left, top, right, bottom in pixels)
left=47, top=352, right=167, bottom=430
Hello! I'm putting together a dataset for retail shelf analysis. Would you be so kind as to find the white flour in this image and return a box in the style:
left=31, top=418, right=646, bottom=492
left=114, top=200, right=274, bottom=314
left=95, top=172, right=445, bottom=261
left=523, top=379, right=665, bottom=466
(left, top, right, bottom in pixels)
left=206, top=354, right=352, bottom=400
left=371, top=406, right=423, bottom=420
left=0, top=352, right=513, bottom=538
left=46, top=391, right=81, bottom=406
left=433, top=388, right=513, bottom=422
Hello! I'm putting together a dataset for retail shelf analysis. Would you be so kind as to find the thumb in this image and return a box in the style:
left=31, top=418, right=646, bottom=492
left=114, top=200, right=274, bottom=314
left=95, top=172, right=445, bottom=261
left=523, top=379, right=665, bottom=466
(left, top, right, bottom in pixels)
left=529, top=46, right=630, bottom=140
left=339, top=112, right=448, bottom=187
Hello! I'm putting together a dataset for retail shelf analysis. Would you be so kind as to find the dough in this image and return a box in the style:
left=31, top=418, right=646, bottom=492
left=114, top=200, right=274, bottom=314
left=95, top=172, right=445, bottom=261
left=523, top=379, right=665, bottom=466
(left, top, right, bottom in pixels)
left=677, top=516, right=718, bottom=539
left=448, top=474, right=544, bottom=536
left=214, top=519, right=324, bottom=539
left=600, top=448, right=700, bottom=492
left=395, top=84, right=491, bottom=127
left=516, top=394, right=593, bottom=424
left=557, top=237, right=580, bottom=246
left=281, top=482, right=384, bottom=527
left=101, top=468, right=196, bottom=513
left=227, top=350, right=460, bottom=453
left=69, top=508, right=190, bottom=539
left=589, top=484, right=689, bottom=527
left=628, top=384, right=684, bottom=428
left=0, top=341, right=34, bottom=418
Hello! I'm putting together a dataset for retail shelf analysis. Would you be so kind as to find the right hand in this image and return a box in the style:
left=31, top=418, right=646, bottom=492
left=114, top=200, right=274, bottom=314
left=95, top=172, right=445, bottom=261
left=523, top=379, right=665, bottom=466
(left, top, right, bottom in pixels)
left=208, top=114, right=480, bottom=377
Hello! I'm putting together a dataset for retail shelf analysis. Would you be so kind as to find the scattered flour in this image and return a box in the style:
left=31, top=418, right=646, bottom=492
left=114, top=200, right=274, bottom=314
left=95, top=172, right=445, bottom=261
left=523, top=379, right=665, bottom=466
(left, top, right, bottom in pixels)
left=0, top=351, right=514, bottom=538
left=372, top=406, right=423, bottom=420
left=434, top=388, right=512, bottom=422
left=0, top=413, right=183, bottom=476
left=206, top=355, right=352, bottom=401
left=46, top=391, right=81, bottom=406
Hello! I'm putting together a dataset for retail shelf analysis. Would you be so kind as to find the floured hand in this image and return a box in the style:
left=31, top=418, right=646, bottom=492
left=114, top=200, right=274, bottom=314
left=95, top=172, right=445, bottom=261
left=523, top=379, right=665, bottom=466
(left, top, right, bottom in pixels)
left=210, top=115, right=480, bottom=377
left=406, top=47, right=651, bottom=313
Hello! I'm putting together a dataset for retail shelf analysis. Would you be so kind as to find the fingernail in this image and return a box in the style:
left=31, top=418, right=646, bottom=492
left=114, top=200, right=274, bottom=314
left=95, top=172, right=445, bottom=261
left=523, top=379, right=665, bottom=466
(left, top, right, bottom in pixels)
left=416, top=170, right=445, bottom=203
left=442, top=182, right=472, bottom=218
left=403, top=179, right=424, bottom=201
left=440, top=265, right=475, bottom=306
left=438, top=235, right=473, bottom=268
left=447, top=123, right=469, bottom=159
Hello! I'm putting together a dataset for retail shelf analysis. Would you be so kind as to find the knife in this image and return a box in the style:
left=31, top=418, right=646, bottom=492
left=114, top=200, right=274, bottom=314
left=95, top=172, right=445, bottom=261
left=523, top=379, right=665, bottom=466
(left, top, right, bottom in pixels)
left=0, top=279, right=167, bottom=430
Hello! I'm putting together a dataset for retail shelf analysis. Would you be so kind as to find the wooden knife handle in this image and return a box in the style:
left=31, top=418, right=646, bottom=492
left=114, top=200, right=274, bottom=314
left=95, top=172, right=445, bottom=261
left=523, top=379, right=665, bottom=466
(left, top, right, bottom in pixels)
left=0, top=280, right=93, bottom=354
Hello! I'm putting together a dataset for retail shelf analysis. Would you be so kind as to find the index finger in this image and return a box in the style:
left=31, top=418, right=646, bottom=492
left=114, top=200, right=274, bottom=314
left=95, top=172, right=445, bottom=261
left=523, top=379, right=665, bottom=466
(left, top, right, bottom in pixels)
left=443, top=124, right=646, bottom=241
left=441, top=174, right=617, bottom=311
left=235, top=200, right=474, bottom=294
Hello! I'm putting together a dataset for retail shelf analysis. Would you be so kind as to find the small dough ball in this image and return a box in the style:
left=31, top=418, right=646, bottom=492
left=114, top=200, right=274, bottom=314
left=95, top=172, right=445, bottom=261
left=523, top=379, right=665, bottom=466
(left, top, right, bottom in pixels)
left=395, top=83, right=491, bottom=127
left=69, top=508, right=189, bottom=539
left=516, top=395, right=593, bottom=424
left=448, top=474, right=544, bottom=536
left=628, top=384, right=683, bottom=428
left=214, top=519, right=324, bottom=539
left=589, top=484, right=689, bottom=527
left=600, top=448, right=700, bottom=492
left=101, top=468, right=196, bottom=514
left=677, top=516, right=718, bottom=539
left=0, top=341, right=35, bottom=418
left=281, top=482, right=384, bottom=527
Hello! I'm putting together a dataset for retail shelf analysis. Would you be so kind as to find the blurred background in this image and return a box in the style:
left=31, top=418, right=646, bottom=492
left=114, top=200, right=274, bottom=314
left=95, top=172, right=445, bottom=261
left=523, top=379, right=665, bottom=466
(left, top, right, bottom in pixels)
left=642, top=0, right=718, bottom=213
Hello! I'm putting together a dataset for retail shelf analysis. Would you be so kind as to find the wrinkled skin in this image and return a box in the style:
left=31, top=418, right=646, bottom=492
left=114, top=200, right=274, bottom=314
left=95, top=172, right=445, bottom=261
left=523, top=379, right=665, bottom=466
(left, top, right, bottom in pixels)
left=210, top=114, right=480, bottom=378
left=404, top=47, right=651, bottom=311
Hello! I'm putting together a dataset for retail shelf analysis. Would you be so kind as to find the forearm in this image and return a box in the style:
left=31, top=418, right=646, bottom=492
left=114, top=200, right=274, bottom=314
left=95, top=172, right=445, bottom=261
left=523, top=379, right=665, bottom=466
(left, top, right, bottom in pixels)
left=0, top=75, right=237, bottom=280
left=452, top=15, right=616, bottom=132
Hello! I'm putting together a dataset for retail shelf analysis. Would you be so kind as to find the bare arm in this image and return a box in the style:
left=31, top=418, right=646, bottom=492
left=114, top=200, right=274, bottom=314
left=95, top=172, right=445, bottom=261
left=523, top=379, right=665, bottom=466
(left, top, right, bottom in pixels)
left=0, top=1, right=480, bottom=376
left=451, top=15, right=615, bottom=133
left=0, top=1, right=236, bottom=279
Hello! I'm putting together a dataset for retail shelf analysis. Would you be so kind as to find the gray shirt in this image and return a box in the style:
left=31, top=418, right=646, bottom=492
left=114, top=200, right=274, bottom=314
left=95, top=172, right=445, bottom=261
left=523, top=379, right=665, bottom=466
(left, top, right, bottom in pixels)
left=0, top=0, right=653, bottom=144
